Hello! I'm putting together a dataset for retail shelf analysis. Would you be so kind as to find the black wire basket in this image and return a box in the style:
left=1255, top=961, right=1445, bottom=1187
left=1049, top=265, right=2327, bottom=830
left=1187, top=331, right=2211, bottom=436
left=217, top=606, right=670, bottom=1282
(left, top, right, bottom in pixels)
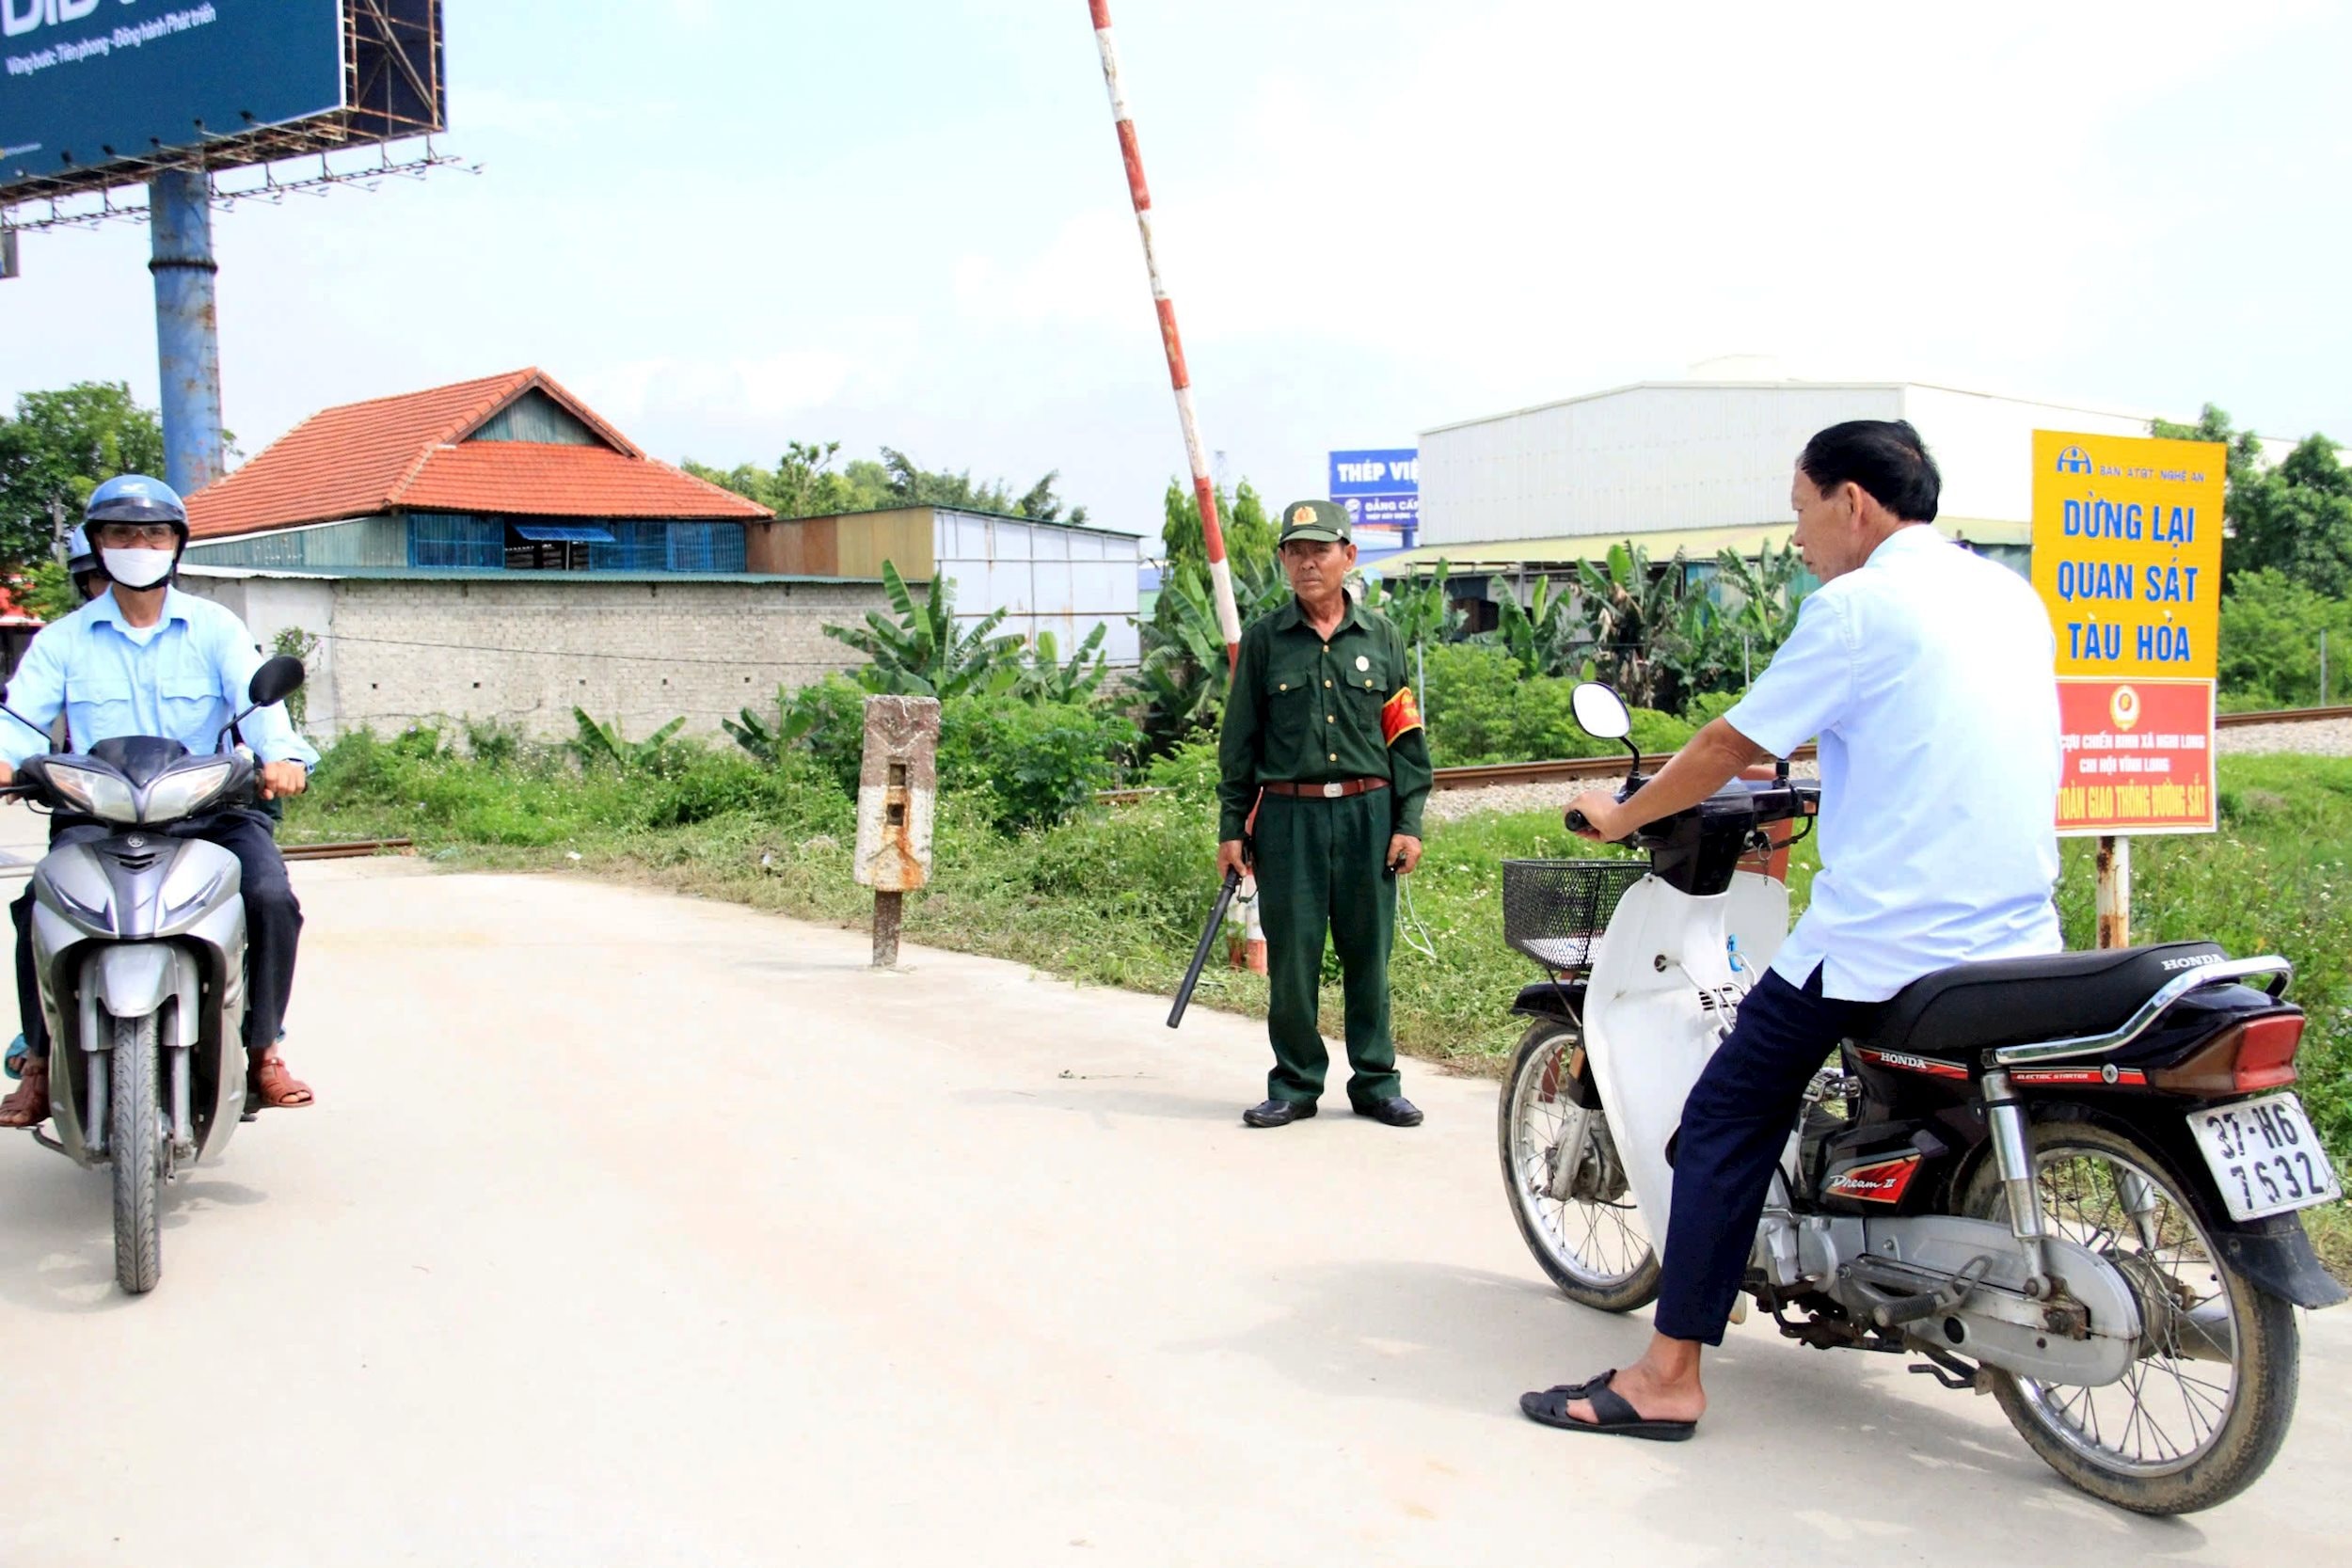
left=1502, top=859, right=1647, bottom=973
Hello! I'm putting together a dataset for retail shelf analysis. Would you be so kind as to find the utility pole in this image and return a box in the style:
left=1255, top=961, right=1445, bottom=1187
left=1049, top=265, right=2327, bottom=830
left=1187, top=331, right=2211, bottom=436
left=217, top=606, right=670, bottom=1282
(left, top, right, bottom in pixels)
left=149, top=169, right=225, bottom=494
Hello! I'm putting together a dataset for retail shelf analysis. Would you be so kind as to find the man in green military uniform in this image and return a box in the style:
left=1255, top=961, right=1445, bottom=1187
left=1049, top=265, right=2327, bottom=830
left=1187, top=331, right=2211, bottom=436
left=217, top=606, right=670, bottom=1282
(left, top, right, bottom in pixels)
left=1216, top=499, right=1434, bottom=1129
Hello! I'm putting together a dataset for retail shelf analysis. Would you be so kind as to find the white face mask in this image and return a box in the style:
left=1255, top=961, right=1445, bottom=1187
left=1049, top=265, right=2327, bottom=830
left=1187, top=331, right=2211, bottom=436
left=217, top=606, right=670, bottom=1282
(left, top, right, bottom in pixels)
left=102, top=547, right=175, bottom=591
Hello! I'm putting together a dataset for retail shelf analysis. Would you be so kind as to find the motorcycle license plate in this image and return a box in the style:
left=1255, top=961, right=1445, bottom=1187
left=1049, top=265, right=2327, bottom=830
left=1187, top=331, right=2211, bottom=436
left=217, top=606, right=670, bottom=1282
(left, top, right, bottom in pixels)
left=2188, top=1093, right=2344, bottom=1222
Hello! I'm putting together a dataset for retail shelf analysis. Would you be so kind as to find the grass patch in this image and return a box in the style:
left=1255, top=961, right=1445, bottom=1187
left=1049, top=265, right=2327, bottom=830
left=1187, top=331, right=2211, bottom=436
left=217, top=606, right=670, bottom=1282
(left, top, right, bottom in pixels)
left=285, top=733, right=2351, bottom=1275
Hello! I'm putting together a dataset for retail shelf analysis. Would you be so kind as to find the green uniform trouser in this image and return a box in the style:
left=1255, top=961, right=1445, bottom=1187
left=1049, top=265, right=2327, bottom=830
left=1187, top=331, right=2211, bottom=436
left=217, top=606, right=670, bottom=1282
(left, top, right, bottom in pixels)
left=1254, top=790, right=1400, bottom=1108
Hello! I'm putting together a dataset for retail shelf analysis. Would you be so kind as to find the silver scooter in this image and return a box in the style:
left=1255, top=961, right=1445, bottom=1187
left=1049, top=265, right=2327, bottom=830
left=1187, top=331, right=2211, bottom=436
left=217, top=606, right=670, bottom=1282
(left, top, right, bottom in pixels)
left=2, top=656, right=305, bottom=1294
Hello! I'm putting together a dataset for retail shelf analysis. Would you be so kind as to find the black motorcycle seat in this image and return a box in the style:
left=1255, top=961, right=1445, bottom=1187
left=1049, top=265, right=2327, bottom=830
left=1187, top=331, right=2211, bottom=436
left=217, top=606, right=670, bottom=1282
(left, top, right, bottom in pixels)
left=1856, top=941, right=2229, bottom=1060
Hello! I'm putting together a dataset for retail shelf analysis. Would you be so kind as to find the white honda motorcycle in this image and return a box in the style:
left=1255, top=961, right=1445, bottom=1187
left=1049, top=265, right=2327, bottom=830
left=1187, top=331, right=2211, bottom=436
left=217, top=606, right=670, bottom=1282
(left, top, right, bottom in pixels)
left=1498, top=683, right=2343, bottom=1514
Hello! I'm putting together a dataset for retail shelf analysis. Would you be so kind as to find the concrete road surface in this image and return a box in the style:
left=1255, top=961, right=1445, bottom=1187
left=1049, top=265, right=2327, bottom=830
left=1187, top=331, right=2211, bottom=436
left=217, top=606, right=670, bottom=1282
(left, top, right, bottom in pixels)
left=0, top=863, right=2344, bottom=1566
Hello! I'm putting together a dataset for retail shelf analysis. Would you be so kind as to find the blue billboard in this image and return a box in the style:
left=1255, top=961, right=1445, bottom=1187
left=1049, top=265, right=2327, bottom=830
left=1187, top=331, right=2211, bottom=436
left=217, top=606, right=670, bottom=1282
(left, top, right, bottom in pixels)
left=2, top=2, right=345, bottom=198
left=1328, top=448, right=1418, bottom=546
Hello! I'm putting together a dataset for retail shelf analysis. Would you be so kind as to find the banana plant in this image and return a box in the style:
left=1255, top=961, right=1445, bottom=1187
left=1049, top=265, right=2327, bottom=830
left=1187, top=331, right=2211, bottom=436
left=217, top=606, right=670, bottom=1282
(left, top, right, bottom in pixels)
left=1360, top=561, right=1463, bottom=650
left=722, top=685, right=822, bottom=764
left=1572, top=540, right=1697, bottom=710
left=570, top=709, right=687, bottom=772
left=1486, top=573, right=1583, bottom=678
left=822, top=560, right=1025, bottom=699
left=1009, top=624, right=1110, bottom=705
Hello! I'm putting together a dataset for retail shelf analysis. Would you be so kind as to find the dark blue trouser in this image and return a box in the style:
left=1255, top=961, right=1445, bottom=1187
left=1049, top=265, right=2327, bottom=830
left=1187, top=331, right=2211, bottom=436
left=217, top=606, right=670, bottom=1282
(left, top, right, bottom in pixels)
left=1655, top=965, right=1882, bottom=1346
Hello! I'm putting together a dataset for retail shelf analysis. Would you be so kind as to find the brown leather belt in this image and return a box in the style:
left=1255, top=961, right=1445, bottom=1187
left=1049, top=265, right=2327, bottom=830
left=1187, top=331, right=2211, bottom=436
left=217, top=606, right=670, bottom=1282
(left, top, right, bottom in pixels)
left=1262, top=778, right=1389, bottom=800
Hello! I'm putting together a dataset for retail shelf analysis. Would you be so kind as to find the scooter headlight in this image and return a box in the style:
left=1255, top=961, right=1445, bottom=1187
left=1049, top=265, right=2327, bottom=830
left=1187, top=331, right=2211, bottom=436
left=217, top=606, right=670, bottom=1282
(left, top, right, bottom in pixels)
left=43, top=764, right=139, bottom=824
left=141, top=760, right=235, bottom=823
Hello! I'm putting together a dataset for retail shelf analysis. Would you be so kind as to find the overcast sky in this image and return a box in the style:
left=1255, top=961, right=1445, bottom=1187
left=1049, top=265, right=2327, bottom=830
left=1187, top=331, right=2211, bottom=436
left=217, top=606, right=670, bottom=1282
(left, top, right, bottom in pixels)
left=4, top=0, right=2345, bottom=536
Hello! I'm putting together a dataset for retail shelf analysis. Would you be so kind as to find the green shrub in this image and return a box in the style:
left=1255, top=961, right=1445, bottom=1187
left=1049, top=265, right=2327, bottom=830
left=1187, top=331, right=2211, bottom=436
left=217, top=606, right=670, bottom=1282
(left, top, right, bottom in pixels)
left=1144, top=737, right=1222, bottom=798
left=938, top=697, right=1141, bottom=833
left=1419, top=643, right=1690, bottom=765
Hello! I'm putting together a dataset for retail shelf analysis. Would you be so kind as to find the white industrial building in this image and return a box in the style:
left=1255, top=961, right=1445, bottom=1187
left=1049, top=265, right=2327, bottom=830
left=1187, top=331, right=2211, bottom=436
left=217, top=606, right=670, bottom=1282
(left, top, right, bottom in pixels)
left=1386, top=378, right=2157, bottom=581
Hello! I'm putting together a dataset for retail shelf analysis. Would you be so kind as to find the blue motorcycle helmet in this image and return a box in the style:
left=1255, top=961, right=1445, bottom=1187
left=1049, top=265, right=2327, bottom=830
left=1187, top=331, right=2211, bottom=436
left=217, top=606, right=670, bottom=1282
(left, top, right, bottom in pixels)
left=83, top=474, right=189, bottom=589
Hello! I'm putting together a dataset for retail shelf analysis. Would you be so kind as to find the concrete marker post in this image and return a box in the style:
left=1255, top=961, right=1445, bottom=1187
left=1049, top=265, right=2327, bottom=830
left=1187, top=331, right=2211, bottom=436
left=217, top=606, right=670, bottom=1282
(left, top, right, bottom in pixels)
left=854, top=695, right=941, bottom=969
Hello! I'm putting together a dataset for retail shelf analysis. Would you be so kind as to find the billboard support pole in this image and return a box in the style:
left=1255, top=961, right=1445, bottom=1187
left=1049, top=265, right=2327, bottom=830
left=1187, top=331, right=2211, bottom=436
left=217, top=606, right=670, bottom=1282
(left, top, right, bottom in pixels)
left=1087, top=0, right=1240, bottom=673
left=149, top=169, right=225, bottom=495
left=2095, top=834, right=2130, bottom=950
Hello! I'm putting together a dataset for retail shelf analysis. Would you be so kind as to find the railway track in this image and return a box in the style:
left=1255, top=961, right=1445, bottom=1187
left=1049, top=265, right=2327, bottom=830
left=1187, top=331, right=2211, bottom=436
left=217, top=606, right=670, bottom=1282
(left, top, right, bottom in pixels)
left=1425, top=704, right=2352, bottom=792
left=1096, top=705, right=2352, bottom=805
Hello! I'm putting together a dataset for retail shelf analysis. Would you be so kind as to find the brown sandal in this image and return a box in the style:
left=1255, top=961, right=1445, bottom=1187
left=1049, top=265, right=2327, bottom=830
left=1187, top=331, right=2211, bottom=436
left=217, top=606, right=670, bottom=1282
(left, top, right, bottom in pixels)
left=247, top=1050, right=314, bottom=1110
left=0, top=1060, right=49, bottom=1128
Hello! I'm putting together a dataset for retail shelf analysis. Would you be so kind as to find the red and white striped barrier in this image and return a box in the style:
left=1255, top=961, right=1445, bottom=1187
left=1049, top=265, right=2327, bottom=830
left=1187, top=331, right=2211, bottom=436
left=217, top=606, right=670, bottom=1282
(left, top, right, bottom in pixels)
left=1087, top=0, right=1242, bottom=671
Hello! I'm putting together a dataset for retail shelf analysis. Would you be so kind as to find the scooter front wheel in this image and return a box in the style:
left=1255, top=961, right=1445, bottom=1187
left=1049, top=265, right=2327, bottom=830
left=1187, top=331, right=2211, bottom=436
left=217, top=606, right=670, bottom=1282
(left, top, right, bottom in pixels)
left=109, top=1010, right=162, bottom=1295
left=1499, top=1021, right=1660, bottom=1311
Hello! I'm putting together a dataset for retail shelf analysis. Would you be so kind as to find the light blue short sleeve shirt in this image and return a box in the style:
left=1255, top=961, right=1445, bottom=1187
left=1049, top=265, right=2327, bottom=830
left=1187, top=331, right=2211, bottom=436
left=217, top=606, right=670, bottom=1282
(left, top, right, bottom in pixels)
left=1724, top=527, right=2063, bottom=1002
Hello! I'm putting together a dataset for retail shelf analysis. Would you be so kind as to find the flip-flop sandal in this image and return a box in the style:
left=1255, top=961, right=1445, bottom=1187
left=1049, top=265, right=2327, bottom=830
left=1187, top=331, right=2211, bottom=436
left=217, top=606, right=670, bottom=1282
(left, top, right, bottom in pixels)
left=1518, top=1370, right=1696, bottom=1442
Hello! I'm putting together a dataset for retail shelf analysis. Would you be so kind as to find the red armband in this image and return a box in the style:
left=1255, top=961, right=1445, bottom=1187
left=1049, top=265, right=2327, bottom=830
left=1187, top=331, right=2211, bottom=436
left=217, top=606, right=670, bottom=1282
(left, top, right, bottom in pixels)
left=1380, top=686, right=1422, bottom=747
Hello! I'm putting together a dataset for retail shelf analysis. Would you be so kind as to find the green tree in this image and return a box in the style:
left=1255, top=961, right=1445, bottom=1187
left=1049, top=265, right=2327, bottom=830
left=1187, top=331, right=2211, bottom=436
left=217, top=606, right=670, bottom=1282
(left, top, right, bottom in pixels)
left=686, top=442, right=1089, bottom=524
left=1160, top=478, right=1277, bottom=576
left=2217, top=569, right=2352, bottom=708
left=2154, top=404, right=2352, bottom=597
left=0, top=382, right=168, bottom=571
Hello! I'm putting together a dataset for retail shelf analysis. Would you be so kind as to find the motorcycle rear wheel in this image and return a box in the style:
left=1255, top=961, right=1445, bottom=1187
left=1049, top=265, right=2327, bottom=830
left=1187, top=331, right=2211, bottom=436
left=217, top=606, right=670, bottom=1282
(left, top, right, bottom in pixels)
left=109, top=1011, right=163, bottom=1295
left=1963, top=1117, right=2297, bottom=1514
left=1499, top=1021, right=1660, bottom=1312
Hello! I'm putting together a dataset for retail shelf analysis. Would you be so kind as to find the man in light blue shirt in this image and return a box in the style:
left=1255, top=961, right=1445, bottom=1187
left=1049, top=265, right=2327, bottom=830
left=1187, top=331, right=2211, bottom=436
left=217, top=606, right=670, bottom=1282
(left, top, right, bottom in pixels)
left=1522, top=420, right=2062, bottom=1440
left=0, top=476, right=321, bottom=1126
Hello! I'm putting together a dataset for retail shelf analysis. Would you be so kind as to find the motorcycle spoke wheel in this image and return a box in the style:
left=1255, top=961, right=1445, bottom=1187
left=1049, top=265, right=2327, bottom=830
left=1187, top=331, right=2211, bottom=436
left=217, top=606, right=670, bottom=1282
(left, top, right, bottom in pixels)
left=1968, top=1120, right=2297, bottom=1514
left=1498, top=1022, right=1659, bottom=1311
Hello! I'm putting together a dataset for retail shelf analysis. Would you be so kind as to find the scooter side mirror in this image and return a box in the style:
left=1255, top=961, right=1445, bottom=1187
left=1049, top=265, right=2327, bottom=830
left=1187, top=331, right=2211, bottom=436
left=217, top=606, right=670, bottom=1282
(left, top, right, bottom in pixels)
left=1570, top=682, right=1632, bottom=740
left=247, top=655, right=305, bottom=709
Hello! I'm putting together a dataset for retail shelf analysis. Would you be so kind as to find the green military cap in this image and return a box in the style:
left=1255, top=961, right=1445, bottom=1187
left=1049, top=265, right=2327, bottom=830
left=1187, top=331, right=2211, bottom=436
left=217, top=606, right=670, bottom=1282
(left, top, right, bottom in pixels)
left=1278, top=499, right=1353, bottom=546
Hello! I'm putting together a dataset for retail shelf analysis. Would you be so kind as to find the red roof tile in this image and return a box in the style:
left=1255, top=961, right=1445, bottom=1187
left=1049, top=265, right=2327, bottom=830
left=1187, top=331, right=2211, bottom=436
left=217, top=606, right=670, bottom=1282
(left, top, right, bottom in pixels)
left=184, top=368, right=769, bottom=539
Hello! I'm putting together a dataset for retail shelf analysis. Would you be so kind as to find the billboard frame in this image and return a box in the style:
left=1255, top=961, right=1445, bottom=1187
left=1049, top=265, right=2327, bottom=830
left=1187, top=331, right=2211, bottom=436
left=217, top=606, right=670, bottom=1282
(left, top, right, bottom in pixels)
left=1, top=0, right=446, bottom=215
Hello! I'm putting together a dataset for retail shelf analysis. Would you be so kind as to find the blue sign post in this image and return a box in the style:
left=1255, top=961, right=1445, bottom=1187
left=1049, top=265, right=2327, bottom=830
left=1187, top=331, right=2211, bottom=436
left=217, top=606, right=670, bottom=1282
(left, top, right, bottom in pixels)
left=1328, top=448, right=1419, bottom=549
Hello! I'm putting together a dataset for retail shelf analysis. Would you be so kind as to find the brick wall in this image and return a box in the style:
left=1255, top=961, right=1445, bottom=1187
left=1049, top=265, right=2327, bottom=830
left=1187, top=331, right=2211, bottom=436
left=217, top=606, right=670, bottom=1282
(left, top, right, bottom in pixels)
left=183, top=572, right=883, bottom=742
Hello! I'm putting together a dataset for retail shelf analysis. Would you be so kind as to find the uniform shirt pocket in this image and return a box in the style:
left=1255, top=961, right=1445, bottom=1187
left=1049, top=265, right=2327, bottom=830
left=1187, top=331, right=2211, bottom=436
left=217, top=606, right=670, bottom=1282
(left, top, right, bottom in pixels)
left=1263, top=653, right=1319, bottom=774
left=66, top=672, right=135, bottom=748
left=157, top=666, right=223, bottom=752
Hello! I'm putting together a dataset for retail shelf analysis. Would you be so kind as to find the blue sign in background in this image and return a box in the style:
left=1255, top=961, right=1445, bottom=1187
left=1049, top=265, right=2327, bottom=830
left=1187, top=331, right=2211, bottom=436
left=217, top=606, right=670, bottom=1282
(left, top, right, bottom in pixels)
left=1330, top=448, right=1418, bottom=544
left=2, top=2, right=344, bottom=197
left=1328, top=448, right=1419, bottom=499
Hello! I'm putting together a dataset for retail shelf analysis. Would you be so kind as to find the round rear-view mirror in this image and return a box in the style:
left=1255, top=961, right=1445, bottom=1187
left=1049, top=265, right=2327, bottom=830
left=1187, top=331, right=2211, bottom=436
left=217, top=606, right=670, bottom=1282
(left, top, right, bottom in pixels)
left=1570, top=682, right=1632, bottom=740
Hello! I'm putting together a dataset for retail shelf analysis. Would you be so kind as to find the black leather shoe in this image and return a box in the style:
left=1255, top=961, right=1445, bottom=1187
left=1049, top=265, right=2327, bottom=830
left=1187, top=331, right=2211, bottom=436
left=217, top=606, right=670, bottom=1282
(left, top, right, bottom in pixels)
left=1353, top=1096, right=1423, bottom=1128
left=1243, top=1098, right=1317, bottom=1128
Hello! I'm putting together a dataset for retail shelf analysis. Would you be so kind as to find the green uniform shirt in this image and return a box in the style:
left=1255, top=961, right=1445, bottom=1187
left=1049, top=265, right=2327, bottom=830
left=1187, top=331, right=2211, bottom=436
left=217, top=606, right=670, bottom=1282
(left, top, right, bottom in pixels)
left=1216, top=593, right=1435, bottom=842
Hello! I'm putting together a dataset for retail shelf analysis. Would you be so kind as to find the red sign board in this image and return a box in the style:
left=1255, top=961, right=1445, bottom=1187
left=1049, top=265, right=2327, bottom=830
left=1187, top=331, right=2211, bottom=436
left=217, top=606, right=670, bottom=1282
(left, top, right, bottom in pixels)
left=2054, top=678, right=2216, bottom=836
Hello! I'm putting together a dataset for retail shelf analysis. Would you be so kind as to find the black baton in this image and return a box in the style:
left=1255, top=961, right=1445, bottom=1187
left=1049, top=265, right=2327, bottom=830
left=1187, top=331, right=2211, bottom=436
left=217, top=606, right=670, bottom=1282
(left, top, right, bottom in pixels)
left=1167, top=868, right=1243, bottom=1029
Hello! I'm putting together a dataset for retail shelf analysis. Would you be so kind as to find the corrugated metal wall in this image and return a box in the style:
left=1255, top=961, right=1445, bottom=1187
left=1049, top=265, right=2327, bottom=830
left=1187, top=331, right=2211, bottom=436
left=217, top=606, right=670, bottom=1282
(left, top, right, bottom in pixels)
left=408, top=513, right=505, bottom=569
left=184, top=517, right=411, bottom=570
left=931, top=509, right=1141, bottom=664
left=1419, top=384, right=1905, bottom=546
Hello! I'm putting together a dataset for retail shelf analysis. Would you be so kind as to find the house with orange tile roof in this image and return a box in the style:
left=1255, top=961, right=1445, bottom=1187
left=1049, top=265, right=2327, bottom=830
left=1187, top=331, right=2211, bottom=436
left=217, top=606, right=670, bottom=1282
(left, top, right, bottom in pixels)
left=183, top=368, right=775, bottom=574
left=172, top=369, right=898, bottom=741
